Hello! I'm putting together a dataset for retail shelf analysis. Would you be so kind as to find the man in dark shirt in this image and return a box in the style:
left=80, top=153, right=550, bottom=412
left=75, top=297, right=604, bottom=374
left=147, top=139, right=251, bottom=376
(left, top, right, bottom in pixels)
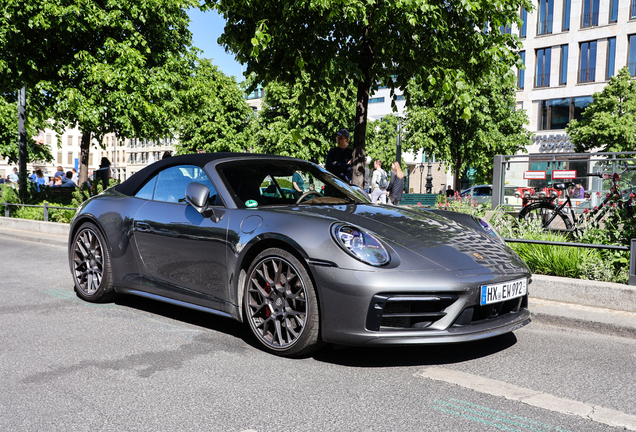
left=325, top=128, right=353, bottom=183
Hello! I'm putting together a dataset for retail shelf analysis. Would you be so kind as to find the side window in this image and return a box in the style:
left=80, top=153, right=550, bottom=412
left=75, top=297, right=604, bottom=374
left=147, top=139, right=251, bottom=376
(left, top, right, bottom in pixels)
left=135, top=176, right=157, bottom=200
left=135, top=165, right=219, bottom=204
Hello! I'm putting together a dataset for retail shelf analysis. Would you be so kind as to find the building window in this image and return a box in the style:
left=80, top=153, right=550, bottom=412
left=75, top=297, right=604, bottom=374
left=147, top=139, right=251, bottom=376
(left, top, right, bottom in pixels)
left=67, top=152, right=73, bottom=165
left=499, top=24, right=511, bottom=35
left=536, top=48, right=551, bottom=88
left=559, top=45, right=568, bottom=85
left=520, top=8, right=527, bottom=37
left=88, top=154, right=93, bottom=166
left=537, top=0, right=553, bottom=35
left=67, top=135, right=73, bottom=146
left=369, top=97, right=385, bottom=103
left=396, top=95, right=405, bottom=101
left=582, top=0, right=600, bottom=27
left=46, top=134, right=52, bottom=145
left=518, top=51, right=526, bottom=89
left=607, top=37, right=616, bottom=79
left=631, top=0, right=636, bottom=19
left=579, top=41, right=597, bottom=83
left=610, top=0, right=619, bottom=22
left=539, top=96, right=594, bottom=130
left=563, top=0, right=571, bottom=30
left=57, top=151, right=63, bottom=164
left=629, top=35, right=636, bottom=75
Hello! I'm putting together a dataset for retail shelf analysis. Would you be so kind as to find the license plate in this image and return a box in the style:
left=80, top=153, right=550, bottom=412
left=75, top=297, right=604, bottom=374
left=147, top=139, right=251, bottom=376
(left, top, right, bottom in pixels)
left=480, top=278, right=527, bottom=306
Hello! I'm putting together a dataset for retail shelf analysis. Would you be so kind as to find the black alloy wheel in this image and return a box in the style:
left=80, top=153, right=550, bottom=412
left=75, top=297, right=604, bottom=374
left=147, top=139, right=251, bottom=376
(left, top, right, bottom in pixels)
left=71, top=222, right=115, bottom=302
left=245, top=248, right=320, bottom=357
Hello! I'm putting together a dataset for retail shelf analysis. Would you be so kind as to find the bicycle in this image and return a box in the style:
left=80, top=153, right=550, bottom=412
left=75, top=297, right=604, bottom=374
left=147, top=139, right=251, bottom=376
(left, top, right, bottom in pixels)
left=517, top=165, right=636, bottom=232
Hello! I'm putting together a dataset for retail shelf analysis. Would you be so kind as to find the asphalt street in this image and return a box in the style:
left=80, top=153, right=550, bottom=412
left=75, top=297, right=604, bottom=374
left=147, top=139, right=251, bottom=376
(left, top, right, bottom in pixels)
left=1, top=235, right=636, bottom=431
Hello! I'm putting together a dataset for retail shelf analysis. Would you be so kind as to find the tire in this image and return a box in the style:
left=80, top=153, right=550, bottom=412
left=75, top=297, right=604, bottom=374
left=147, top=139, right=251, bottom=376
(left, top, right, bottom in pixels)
left=244, top=248, right=321, bottom=357
left=70, top=222, right=115, bottom=302
left=518, top=202, right=573, bottom=231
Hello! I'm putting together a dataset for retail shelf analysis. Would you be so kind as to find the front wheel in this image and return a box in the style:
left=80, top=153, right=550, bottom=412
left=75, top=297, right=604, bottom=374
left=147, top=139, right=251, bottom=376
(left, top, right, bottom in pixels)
left=518, top=202, right=573, bottom=231
left=70, top=222, right=115, bottom=302
left=244, top=248, right=321, bottom=357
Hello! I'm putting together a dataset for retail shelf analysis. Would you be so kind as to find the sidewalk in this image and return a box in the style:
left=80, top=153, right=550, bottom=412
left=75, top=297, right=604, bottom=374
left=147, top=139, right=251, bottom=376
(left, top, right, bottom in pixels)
left=2, top=216, right=636, bottom=339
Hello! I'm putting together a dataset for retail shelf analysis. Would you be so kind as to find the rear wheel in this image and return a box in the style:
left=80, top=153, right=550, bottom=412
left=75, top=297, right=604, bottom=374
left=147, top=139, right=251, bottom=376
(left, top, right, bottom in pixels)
left=244, top=248, right=321, bottom=357
left=518, top=202, right=573, bottom=231
left=71, top=222, right=115, bottom=302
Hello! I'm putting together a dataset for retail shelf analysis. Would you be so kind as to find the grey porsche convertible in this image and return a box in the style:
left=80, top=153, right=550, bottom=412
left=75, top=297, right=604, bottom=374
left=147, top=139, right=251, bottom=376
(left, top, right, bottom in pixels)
left=68, top=153, right=531, bottom=356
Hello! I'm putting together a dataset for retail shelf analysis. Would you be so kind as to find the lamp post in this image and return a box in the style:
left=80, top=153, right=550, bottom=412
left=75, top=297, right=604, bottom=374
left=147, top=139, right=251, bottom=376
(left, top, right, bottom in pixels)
left=425, top=160, right=433, bottom=194
left=418, top=163, right=425, bottom=193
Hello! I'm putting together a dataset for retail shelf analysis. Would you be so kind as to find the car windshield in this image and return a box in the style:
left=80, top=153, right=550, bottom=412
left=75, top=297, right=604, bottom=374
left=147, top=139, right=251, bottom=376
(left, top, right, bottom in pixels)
left=217, top=159, right=370, bottom=208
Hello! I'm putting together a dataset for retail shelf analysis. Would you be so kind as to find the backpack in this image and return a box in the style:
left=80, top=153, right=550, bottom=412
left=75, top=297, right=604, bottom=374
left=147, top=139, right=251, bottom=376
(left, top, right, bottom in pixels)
left=379, top=170, right=389, bottom=189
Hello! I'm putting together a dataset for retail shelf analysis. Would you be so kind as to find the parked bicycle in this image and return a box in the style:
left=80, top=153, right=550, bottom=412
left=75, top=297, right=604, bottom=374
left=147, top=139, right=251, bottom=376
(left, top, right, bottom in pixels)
left=517, top=165, right=636, bottom=232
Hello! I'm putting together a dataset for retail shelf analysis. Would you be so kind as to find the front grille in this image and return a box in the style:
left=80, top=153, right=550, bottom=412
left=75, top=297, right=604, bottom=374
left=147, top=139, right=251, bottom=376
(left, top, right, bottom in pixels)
left=452, top=295, right=528, bottom=327
left=366, top=294, right=459, bottom=331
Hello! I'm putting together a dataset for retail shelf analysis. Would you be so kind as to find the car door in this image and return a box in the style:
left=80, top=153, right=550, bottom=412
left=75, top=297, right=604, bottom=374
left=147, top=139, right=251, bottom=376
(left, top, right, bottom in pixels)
left=132, top=164, right=231, bottom=311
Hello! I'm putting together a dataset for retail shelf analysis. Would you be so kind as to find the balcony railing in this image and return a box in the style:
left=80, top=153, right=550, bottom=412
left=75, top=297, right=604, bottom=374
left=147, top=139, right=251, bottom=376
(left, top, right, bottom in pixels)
left=537, top=20, right=553, bottom=35
left=581, top=11, right=599, bottom=27
left=578, top=68, right=596, bottom=83
left=535, top=73, right=550, bottom=87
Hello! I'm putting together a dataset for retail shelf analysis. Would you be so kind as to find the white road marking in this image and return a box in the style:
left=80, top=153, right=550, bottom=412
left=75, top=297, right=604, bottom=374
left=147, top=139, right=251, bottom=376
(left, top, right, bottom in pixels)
left=415, top=367, right=636, bottom=431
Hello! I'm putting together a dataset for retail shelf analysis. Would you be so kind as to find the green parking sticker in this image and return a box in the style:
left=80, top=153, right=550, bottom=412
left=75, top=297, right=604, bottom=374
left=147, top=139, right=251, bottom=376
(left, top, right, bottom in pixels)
left=245, top=200, right=258, bottom=208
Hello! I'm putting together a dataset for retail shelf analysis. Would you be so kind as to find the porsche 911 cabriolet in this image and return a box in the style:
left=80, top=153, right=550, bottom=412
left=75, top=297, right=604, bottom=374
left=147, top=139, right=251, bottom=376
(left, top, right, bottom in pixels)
left=68, top=153, right=531, bottom=356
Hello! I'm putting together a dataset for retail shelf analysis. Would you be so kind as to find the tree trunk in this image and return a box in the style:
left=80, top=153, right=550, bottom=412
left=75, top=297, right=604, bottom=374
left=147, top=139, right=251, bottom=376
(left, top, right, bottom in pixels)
left=79, top=132, right=92, bottom=186
left=351, top=21, right=374, bottom=188
left=17, top=87, right=27, bottom=202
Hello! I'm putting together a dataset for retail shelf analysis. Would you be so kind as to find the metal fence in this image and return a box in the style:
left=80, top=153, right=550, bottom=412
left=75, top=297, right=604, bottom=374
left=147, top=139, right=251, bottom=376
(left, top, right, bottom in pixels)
left=505, top=237, right=636, bottom=286
left=3, top=201, right=77, bottom=222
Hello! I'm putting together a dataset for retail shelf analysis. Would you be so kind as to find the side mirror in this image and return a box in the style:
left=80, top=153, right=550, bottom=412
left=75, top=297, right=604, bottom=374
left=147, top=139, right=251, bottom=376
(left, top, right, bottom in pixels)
left=185, top=182, right=215, bottom=218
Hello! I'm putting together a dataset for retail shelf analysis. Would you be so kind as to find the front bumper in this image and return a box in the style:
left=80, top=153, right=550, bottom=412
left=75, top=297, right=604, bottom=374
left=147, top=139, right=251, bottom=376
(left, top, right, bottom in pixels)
left=309, top=264, right=531, bottom=346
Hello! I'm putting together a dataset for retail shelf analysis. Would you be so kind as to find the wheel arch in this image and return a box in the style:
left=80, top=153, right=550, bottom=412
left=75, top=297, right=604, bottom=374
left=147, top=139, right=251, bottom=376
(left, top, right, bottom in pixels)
left=234, top=235, right=320, bottom=325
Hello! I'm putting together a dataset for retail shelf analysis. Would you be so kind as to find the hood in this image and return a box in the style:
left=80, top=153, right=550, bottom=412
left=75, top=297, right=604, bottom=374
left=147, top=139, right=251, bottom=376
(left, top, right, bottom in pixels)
left=276, top=204, right=528, bottom=273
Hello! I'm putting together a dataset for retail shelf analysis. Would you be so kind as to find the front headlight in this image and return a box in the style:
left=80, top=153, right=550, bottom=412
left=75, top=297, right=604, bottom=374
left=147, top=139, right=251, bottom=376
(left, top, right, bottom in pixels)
left=473, top=216, right=504, bottom=244
left=331, top=224, right=390, bottom=266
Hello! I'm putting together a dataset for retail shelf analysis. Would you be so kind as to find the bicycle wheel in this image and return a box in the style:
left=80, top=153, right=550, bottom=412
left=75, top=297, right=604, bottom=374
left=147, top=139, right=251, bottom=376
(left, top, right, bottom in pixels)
left=518, top=202, right=573, bottom=231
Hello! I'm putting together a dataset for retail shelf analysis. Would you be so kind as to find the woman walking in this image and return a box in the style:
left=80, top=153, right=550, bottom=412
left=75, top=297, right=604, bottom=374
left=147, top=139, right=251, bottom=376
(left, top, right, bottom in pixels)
left=386, top=161, right=404, bottom=205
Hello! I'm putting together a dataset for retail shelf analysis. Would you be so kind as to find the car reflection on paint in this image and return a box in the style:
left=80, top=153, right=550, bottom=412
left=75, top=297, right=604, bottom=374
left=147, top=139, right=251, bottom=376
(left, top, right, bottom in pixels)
left=68, top=153, right=531, bottom=357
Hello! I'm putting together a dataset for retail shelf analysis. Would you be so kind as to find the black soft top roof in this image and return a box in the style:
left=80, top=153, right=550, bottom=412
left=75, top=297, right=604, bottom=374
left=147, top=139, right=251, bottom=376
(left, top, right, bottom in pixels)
left=114, top=152, right=292, bottom=196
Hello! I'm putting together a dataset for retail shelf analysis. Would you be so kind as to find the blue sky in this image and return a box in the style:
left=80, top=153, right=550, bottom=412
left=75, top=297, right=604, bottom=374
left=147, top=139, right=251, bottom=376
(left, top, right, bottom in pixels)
left=188, top=8, right=244, bottom=81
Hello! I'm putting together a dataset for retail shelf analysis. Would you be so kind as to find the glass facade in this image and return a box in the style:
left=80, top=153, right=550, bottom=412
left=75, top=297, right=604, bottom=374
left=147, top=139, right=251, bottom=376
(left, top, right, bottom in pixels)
left=538, top=0, right=554, bottom=34
left=579, top=41, right=597, bottom=83
left=610, top=0, right=619, bottom=22
left=630, top=35, right=636, bottom=75
left=539, top=96, right=593, bottom=130
left=518, top=51, right=526, bottom=89
left=520, top=8, right=527, bottom=37
left=559, top=45, right=568, bottom=85
left=582, top=0, right=600, bottom=27
left=607, top=37, right=616, bottom=79
left=536, top=48, right=551, bottom=87
left=563, top=0, right=571, bottom=30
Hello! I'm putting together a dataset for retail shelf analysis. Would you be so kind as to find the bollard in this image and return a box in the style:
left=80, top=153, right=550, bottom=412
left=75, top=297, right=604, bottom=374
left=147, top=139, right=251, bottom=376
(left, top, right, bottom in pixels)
left=4, top=201, right=8, bottom=218
left=43, top=202, right=48, bottom=222
left=630, top=239, right=636, bottom=286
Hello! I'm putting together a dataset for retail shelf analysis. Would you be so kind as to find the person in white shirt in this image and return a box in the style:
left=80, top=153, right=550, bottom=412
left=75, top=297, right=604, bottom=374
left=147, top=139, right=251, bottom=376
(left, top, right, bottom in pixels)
left=370, top=159, right=388, bottom=204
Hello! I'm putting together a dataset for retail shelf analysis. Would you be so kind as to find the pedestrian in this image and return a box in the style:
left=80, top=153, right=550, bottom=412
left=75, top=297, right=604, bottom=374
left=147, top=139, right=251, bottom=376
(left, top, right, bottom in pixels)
left=370, top=159, right=389, bottom=204
left=95, top=157, right=111, bottom=186
left=61, top=171, right=77, bottom=188
left=446, top=185, right=454, bottom=198
left=325, top=128, right=353, bottom=183
left=54, top=165, right=65, bottom=179
left=386, top=161, right=404, bottom=205
left=33, top=168, right=47, bottom=191
left=8, top=168, right=19, bottom=189
left=71, top=168, right=79, bottom=184
left=162, top=151, right=172, bottom=159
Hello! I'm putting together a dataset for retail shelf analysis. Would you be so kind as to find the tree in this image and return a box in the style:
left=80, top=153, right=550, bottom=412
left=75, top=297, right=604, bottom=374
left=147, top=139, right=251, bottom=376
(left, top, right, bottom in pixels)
left=176, top=59, right=254, bottom=154
left=567, top=67, right=636, bottom=154
left=250, top=76, right=356, bottom=163
left=404, top=71, right=531, bottom=187
left=0, top=94, right=55, bottom=165
left=365, top=114, right=403, bottom=170
left=208, top=0, right=530, bottom=186
left=0, top=0, right=198, bottom=186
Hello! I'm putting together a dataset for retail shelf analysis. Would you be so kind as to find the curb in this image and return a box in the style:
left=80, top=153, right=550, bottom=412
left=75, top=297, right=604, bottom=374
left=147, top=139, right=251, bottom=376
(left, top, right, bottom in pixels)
left=2, top=216, right=635, bottom=339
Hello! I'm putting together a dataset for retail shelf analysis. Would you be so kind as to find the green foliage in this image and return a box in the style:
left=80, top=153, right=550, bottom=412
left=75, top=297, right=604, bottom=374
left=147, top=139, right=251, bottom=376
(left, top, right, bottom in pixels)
left=0, top=0, right=199, bottom=184
left=365, top=115, right=406, bottom=171
left=567, top=67, right=636, bottom=153
left=0, top=95, right=55, bottom=164
left=209, top=0, right=532, bottom=184
left=250, top=77, right=356, bottom=163
left=435, top=193, right=489, bottom=217
left=404, top=72, right=532, bottom=186
left=176, top=59, right=254, bottom=154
